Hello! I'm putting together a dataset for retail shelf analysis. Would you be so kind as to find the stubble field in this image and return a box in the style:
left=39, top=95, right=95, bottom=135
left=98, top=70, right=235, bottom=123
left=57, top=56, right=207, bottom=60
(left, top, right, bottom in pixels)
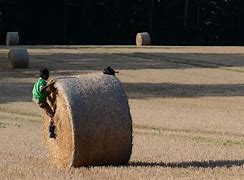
left=1, top=46, right=244, bottom=179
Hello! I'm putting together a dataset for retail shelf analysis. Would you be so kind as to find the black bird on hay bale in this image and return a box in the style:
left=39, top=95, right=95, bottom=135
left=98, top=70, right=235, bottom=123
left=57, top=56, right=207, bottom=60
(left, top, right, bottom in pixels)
left=103, top=66, right=119, bottom=76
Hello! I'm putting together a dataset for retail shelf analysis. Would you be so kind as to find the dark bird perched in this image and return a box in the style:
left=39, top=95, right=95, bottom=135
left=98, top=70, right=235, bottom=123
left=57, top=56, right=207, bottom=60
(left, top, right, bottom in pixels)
left=103, top=66, right=119, bottom=76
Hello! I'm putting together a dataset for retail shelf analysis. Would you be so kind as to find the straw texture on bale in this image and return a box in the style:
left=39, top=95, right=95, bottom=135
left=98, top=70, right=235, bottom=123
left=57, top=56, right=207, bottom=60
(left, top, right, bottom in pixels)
left=8, top=48, right=29, bottom=69
left=41, top=73, right=132, bottom=168
left=6, top=32, right=19, bottom=46
left=136, top=32, right=151, bottom=46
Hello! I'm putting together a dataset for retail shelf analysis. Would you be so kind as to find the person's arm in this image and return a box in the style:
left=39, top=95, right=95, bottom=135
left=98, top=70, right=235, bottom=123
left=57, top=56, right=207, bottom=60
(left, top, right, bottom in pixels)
left=40, top=81, right=55, bottom=93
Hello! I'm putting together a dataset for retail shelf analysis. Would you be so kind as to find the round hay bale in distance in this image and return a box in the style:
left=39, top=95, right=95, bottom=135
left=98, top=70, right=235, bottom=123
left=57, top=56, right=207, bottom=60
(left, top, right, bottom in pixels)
left=6, top=32, right=19, bottom=46
left=42, top=73, right=132, bottom=168
left=136, top=32, right=151, bottom=46
left=8, top=48, right=29, bottom=69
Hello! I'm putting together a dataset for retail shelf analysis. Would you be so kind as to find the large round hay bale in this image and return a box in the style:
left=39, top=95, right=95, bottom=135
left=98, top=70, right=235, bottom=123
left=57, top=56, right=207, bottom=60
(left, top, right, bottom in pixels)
left=8, top=48, right=29, bottom=69
left=136, top=32, right=151, bottom=47
left=42, top=73, right=132, bottom=168
left=6, top=32, right=19, bottom=46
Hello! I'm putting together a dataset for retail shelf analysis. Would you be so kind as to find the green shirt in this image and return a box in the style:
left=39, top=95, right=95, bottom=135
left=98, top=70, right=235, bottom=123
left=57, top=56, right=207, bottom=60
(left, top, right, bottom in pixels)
left=32, top=77, right=47, bottom=101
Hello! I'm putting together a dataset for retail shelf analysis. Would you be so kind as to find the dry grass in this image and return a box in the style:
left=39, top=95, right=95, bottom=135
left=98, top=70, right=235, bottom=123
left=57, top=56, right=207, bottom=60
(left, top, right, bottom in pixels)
left=136, top=32, right=151, bottom=46
left=6, top=32, right=19, bottom=46
left=8, top=48, right=29, bottom=69
left=1, top=46, right=244, bottom=179
left=42, top=74, right=132, bottom=167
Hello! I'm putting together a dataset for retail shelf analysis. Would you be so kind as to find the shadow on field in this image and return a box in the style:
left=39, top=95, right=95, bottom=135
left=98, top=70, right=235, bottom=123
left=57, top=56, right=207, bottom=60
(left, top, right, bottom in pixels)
left=29, top=52, right=244, bottom=71
left=1, top=51, right=244, bottom=81
left=1, top=52, right=244, bottom=79
left=123, top=82, right=244, bottom=99
left=1, top=50, right=244, bottom=103
left=1, top=81, right=244, bottom=104
left=116, top=52, right=244, bottom=69
left=0, top=81, right=33, bottom=104
left=129, top=160, right=244, bottom=169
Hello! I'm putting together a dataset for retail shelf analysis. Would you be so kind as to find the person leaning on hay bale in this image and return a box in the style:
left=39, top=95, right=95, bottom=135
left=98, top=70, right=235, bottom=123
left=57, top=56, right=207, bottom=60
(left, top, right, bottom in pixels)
left=32, top=68, right=56, bottom=138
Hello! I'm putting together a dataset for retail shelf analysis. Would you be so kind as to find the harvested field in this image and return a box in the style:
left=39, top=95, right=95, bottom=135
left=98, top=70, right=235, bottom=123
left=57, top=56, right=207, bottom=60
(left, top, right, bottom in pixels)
left=1, top=46, right=244, bottom=179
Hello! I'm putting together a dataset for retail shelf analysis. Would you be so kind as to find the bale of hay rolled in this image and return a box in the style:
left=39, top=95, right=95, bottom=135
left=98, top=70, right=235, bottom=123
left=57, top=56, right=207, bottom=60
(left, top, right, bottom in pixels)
left=42, top=73, right=132, bottom=168
left=6, top=32, right=19, bottom=46
left=8, top=48, right=29, bottom=69
left=136, top=32, right=151, bottom=47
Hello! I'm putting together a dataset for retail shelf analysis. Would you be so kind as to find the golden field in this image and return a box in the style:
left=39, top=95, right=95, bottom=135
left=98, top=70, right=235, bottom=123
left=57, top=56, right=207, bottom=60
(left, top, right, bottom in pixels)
left=1, top=46, right=244, bottom=179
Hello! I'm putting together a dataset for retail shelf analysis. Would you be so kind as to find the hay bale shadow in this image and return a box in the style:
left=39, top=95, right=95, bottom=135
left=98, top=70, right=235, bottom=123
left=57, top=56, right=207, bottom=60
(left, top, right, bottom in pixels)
left=123, top=82, right=244, bottom=99
left=128, top=159, right=244, bottom=169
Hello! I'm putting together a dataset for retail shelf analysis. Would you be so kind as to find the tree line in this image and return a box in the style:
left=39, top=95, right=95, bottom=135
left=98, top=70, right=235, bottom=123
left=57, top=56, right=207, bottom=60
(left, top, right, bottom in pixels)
left=0, top=0, right=243, bottom=45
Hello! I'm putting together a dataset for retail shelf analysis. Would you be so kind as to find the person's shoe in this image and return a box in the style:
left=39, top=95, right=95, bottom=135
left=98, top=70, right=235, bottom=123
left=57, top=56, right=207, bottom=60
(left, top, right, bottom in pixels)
left=48, top=124, right=56, bottom=139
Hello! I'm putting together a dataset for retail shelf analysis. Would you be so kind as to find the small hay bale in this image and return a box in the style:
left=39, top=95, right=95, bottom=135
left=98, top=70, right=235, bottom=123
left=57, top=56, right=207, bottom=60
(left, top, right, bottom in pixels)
left=136, top=32, right=151, bottom=47
left=8, top=48, right=29, bottom=69
left=6, top=32, right=19, bottom=46
left=42, top=73, right=132, bottom=168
